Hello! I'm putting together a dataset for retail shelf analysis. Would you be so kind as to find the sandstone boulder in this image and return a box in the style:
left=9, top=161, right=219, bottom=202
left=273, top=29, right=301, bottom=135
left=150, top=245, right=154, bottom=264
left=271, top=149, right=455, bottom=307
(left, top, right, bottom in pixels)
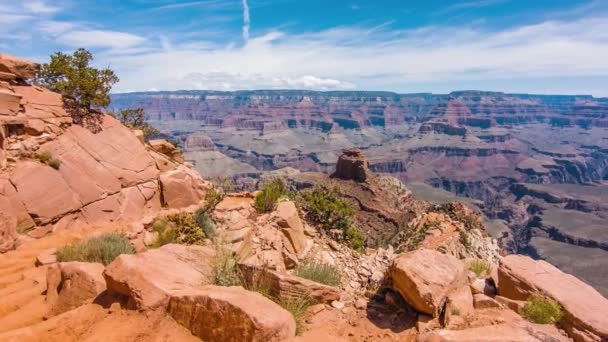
left=46, top=262, right=106, bottom=316
left=240, top=265, right=340, bottom=304
left=498, top=255, right=608, bottom=342
left=159, top=165, right=207, bottom=209
left=0, top=53, right=39, bottom=82
left=389, top=249, right=468, bottom=316
left=168, top=286, right=296, bottom=342
left=103, top=244, right=215, bottom=310
left=423, top=321, right=571, bottom=342
left=275, top=201, right=308, bottom=256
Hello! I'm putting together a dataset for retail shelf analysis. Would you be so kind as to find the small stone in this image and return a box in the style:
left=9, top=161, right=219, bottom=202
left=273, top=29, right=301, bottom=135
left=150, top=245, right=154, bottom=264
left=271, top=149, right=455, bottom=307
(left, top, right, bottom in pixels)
left=308, top=303, right=326, bottom=315
left=331, top=301, right=345, bottom=310
left=355, top=298, right=367, bottom=310
left=35, top=248, right=57, bottom=266
left=328, top=240, right=340, bottom=251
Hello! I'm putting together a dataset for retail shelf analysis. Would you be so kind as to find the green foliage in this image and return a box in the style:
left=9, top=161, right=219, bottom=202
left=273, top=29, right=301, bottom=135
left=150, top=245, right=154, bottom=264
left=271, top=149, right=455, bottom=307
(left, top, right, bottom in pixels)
left=468, top=259, right=492, bottom=278
left=166, top=212, right=207, bottom=245
left=462, top=214, right=482, bottom=231
left=451, top=307, right=461, bottom=316
left=277, top=294, right=314, bottom=335
left=520, top=295, right=564, bottom=324
left=34, top=150, right=61, bottom=169
left=48, top=158, right=61, bottom=170
left=116, top=108, right=160, bottom=140
left=35, top=48, right=118, bottom=115
left=36, top=150, right=52, bottom=163
left=57, top=233, right=134, bottom=265
left=212, top=244, right=243, bottom=287
left=195, top=208, right=216, bottom=239
left=148, top=218, right=178, bottom=248
left=294, top=261, right=341, bottom=286
left=297, top=186, right=364, bottom=251
left=254, top=179, right=287, bottom=213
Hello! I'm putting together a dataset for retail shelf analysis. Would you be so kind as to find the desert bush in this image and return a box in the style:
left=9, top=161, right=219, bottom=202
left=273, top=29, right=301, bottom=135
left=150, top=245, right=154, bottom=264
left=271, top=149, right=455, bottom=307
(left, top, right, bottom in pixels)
left=451, top=307, right=461, bottom=316
left=57, top=233, right=134, bottom=265
left=147, top=218, right=177, bottom=248
left=468, top=259, right=492, bottom=278
left=462, top=214, right=482, bottom=231
left=294, top=261, right=341, bottom=286
left=115, top=107, right=159, bottom=140
left=166, top=212, right=206, bottom=245
left=297, top=186, right=364, bottom=251
left=520, top=294, right=564, bottom=324
left=35, top=48, right=118, bottom=125
left=36, top=150, right=52, bottom=163
left=212, top=244, right=243, bottom=287
left=195, top=208, right=216, bottom=239
left=48, top=158, right=61, bottom=170
left=277, top=294, right=314, bottom=335
left=254, top=179, right=287, bottom=213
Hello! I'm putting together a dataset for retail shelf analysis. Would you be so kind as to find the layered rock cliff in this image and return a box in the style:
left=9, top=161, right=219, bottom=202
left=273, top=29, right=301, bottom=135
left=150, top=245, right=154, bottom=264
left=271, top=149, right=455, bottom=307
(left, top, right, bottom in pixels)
left=0, top=55, right=209, bottom=252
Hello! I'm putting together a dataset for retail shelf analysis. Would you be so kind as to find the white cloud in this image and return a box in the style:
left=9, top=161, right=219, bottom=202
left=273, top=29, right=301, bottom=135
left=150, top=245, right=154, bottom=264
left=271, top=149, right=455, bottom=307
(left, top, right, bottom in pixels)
left=57, top=29, right=146, bottom=49
left=23, top=0, right=60, bottom=14
left=104, top=15, right=608, bottom=96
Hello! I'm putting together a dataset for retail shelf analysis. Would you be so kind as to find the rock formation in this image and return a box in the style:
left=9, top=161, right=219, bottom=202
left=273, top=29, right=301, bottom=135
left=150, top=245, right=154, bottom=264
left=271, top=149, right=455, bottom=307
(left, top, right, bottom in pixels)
left=0, top=55, right=209, bottom=253
left=331, top=148, right=372, bottom=182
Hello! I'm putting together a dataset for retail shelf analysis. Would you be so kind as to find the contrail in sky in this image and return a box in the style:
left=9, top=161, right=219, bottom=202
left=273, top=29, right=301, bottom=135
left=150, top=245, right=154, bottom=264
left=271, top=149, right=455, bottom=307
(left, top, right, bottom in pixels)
left=242, top=0, right=250, bottom=42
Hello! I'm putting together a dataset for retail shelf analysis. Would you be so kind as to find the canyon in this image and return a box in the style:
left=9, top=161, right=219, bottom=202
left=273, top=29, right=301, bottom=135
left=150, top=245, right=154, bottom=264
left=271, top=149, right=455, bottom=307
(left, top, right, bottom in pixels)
left=112, top=90, right=608, bottom=296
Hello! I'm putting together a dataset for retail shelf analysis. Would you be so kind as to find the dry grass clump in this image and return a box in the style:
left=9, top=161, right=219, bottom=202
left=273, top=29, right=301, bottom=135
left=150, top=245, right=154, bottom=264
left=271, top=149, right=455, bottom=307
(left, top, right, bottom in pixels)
left=520, top=294, right=564, bottom=324
left=57, top=233, right=134, bottom=265
left=294, top=260, right=341, bottom=287
left=468, top=259, right=492, bottom=278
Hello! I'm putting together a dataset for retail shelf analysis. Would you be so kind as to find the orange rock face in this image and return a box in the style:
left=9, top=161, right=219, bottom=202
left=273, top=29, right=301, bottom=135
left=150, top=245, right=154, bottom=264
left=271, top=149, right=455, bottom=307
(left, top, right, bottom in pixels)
left=390, top=249, right=468, bottom=317
left=498, top=255, right=608, bottom=342
left=0, top=55, right=209, bottom=251
left=46, top=262, right=106, bottom=316
left=169, top=285, right=296, bottom=342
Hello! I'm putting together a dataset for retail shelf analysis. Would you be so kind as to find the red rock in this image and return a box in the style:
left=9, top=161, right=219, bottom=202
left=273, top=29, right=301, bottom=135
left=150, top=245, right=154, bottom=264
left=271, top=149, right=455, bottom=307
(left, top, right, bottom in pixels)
left=331, top=148, right=371, bottom=182
left=390, top=249, right=468, bottom=316
left=35, top=248, right=57, bottom=266
left=423, top=321, right=571, bottom=341
left=103, top=244, right=215, bottom=310
left=159, top=165, right=207, bottom=209
left=10, top=161, right=82, bottom=225
left=169, top=285, right=296, bottom=342
left=498, top=255, right=608, bottom=342
left=473, top=293, right=502, bottom=309
left=275, top=201, right=308, bottom=256
left=46, top=262, right=106, bottom=316
left=0, top=53, right=39, bottom=81
left=0, top=88, right=22, bottom=115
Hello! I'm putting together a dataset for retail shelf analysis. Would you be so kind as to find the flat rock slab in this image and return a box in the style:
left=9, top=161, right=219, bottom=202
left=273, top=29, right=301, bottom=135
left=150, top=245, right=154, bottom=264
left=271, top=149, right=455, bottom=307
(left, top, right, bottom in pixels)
left=498, top=255, right=608, bottom=342
left=423, top=321, right=571, bottom=342
left=169, top=285, right=296, bottom=342
left=103, top=244, right=215, bottom=310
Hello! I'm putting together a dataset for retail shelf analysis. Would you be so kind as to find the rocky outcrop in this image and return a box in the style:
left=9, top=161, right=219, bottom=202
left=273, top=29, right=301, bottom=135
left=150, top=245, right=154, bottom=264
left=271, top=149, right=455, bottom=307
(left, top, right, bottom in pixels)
left=103, top=244, right=215, bottom=310
left=46, top=262, right=106, bottom=316
left=423, top=320, right=571, bottom=342
left=389, top=249, right=468, bottom=317
left=168, top=286, right=296, bottom=342
left=0, top=55, right=209, bottom=252
left=331, top=148, right=371, bottom=182
left=498, top=255, right=608, bottom=342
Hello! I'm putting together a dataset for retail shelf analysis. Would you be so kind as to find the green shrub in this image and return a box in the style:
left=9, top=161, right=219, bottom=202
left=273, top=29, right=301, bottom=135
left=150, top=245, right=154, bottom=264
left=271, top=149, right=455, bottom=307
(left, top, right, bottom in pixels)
left=166, top=212, right=206, bottom=245
left=212, top=244, right=243, bottom=287
left=36, top=150, right=52, bottom=163
left=48, top=158, right=61, bottom=170
left=195, top=208, right=216, bottom=239
left=277, top=294, right=314, bottom=335
left=148, top=218, right=178, bottom=248
left=297, top=186, right=364, bottom=251
left=294, top=261, right=341, bottom=286
left=254, top=179, right=287, bottom=213
left=462, top=214, right=482, bottom=231
left=451, top=307, right=461, bottom=316
left=468, top=259, right=492, bottom=278
left=520, top=295, right=564, bottom=324
left=57, top=233, right=134, bottom=265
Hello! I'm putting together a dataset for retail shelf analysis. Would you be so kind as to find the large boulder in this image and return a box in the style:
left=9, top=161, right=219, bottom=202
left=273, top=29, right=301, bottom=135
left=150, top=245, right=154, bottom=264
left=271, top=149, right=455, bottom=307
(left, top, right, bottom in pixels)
left=0, top=53, right=39, bottom=82
left=274, top=201, right=308, bottom=256
left=239, top=265, right=340, bottom=304
left=46, top=262, right=106, bottom=316
left=168, top=286, right=296, bottom=342
left=422, top=321, right=571, bottom=342
left=159, top=165, right=207, bottom=209
left=389, top=249, right=468, bottom=316
left=498, top=255, right=608, bottom=342
left=103, top=244, right=215, bottom=310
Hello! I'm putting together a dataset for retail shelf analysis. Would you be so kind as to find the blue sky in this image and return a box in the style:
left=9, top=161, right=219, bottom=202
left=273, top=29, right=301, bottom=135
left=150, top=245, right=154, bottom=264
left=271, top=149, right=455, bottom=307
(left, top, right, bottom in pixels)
left=1, top=0, right=608, bottom=96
